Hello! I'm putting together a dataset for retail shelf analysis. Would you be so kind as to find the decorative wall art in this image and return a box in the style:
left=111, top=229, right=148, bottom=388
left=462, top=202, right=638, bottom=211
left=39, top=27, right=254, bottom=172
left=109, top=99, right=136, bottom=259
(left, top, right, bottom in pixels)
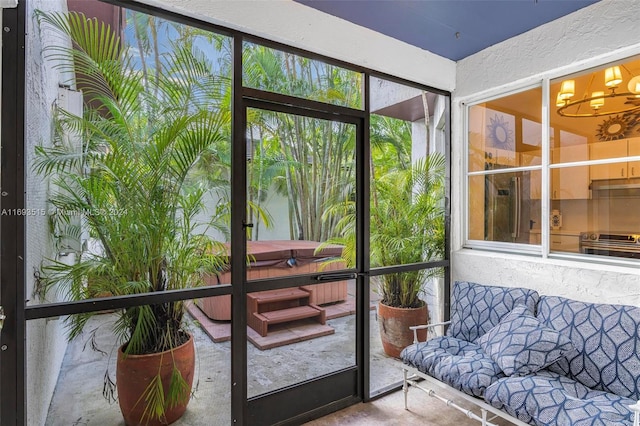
left=624, top=100, right=640, bottom=133
left=487, top=112, right=515, bottom=150
left=595, top=115, right=631, bottom=141
left=595, top=106, right=640, bottom=141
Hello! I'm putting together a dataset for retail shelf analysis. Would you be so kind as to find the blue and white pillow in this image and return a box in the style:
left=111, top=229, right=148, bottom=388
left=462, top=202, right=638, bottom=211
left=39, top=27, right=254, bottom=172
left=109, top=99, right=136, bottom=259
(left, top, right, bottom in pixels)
left=477, top=304, right=576, bottom=377
left=447, top=281, right=539, bottom=343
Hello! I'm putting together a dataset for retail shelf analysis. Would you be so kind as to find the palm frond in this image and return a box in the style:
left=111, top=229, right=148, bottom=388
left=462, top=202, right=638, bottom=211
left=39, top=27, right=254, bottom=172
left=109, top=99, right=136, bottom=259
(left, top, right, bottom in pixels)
left=138, top=374, right=165, bottom=423
left=166, top=366, right=191, bottom=409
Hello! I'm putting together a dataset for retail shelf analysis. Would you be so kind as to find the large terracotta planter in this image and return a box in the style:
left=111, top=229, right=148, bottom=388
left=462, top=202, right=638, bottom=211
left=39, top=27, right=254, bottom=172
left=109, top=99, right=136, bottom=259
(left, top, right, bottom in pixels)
left=378, top=302, right=428, bottom=358
left=117, top=334, right=195, bottom=426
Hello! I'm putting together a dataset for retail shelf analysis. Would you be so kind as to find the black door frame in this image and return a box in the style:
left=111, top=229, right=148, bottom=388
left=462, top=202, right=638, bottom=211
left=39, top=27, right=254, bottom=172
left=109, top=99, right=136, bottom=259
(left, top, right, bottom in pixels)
left=236, top=89, right=369, bottom=425
left=1, top=2, right=26, bottom=425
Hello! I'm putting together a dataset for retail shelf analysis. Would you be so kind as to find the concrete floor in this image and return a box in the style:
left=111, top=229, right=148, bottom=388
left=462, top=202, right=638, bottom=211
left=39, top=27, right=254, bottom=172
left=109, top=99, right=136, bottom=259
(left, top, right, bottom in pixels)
left=43, top=303, right=515, bottom=426
left=44, top=308, right=404, bottom=425
left=305, top=378, right=513, bottom=426
left=305, top=385, right=516, bottom=426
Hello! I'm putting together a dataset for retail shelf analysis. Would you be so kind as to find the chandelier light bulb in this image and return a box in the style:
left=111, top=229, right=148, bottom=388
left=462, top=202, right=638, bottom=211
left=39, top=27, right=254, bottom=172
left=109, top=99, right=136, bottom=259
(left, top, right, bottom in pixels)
left=590, top=91, right=605, bottom=109
left=604, top=66, right=622, bottom=87
left=628, top=75, right=640, bottom=94
left=557, top=65, right=640, bottom=117
left=559, top=80, right=575, bottom=100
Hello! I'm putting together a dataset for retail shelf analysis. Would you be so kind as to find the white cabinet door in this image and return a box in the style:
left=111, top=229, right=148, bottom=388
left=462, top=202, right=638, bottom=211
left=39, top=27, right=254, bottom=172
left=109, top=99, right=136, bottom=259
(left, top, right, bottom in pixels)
left=521, top=151, right=542, bottom=200
left=550, top=234, right=580, bottom=252
left=551, top=145, right=589, bottom=199
left=520, top=150, right=542, bottom=167
left=590, top=140, right=628, bottom=180
left=494, top=148, right=517, bottom=167
left=628, top=138, right=640, bottom=178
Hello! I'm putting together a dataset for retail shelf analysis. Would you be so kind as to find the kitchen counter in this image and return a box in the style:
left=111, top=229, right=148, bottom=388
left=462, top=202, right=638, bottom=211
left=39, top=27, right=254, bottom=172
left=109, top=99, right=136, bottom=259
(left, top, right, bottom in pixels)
left=550, top=229, right=582, bottom=237
left=529, top=229, right=582, bottom=235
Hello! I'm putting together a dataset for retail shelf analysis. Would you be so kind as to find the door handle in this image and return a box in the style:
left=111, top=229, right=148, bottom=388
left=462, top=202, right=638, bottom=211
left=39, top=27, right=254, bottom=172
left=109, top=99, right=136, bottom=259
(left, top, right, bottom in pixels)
left=315, top=273, right=357, bottom=281
left=511, top=176, right=521, bottom=239
left=0, top=306, right=5, bottom=334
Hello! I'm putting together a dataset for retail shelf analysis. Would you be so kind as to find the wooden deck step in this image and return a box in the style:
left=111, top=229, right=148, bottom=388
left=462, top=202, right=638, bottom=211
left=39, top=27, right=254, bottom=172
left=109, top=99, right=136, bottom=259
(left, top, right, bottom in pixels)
left=259, top=305, right=324, bottom=325
left=249, top=288, right=310, bottom=303
left=251, top=304, right=326, bottom=337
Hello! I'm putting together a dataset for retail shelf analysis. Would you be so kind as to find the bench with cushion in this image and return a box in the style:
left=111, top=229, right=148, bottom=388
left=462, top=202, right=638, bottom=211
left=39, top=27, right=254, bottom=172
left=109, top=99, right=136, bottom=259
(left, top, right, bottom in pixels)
left=400, top=281, right=640, bottom=426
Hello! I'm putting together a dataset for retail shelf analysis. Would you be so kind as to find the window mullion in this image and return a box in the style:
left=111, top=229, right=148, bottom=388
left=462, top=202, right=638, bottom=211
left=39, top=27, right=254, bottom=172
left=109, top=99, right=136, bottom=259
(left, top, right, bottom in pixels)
left=541, top=78, right=551, bottom=258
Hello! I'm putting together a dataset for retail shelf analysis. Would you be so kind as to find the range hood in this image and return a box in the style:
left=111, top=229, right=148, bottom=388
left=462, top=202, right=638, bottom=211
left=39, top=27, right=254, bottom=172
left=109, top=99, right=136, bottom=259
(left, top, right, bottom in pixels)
left=590, top=178, right=640, bottom=197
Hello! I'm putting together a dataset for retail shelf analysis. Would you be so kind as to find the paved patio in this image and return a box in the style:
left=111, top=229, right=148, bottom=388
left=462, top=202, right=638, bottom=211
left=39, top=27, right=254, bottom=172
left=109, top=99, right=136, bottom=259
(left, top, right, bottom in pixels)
left=42, top=281, right=510, bottom=426
left=43, top=307, right=406, bottom=425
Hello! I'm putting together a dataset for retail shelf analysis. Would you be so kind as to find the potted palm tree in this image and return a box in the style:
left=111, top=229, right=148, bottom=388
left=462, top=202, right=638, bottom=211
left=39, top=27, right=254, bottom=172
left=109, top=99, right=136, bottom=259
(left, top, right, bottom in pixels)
left=35, top=11, right=229, bottom=425
left=321, top=153, right=445, bottom=358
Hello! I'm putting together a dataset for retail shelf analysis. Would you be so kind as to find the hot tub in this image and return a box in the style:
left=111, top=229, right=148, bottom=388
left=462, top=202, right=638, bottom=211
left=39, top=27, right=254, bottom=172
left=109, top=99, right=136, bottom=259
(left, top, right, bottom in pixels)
left=196, top=240, right=349, bottom=321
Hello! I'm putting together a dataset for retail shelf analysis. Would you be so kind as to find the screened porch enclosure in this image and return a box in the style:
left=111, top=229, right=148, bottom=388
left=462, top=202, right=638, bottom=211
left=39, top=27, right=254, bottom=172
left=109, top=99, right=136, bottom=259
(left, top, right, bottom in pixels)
left=16, top=0, right=450, bottom=425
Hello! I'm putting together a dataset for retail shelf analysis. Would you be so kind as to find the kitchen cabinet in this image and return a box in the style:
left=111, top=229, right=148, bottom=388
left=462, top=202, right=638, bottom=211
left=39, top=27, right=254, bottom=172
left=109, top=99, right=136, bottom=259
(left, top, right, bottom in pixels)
left=520, top=150, right=542, bottom=200
left=628, top=138, right=640, bottom=177
left=550, top=233, right=580, bottom=253
left=520, top=150, right=542, bottom=167
left=495, top=148, right=517, bottom=167
left=589, top=139, right=628, bottom=180
left=551, top=145, right=590, bottom=200
left=529, top=231, right=541, bottom=245
left=484, top=147, right=517, bottom=169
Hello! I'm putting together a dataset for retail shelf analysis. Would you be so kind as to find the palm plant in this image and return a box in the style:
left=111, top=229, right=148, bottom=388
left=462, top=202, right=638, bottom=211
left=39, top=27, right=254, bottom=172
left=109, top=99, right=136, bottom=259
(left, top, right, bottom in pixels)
left=35, top=10, right=229, bottom=422
left=322, top=152, right=446, bottom=308
left=371, top=154, right=446, bottom=307
left=242, top=44, right=360, bottom=241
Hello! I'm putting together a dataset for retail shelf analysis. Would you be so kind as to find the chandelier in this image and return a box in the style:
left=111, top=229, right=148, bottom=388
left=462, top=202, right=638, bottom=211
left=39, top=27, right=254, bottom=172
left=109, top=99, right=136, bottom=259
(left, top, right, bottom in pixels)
left=556, top=65, right=640, bottom=118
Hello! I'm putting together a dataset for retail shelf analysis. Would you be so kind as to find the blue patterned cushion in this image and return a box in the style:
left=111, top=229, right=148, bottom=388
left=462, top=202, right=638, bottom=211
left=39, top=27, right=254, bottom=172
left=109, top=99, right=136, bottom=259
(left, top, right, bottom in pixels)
left=477, top=304, right=576, bottom=377
left=447, top=281, right=540, bottom=343
left=485, top=370, right=636, bottom=426
left=401, top=336, right=504, bottom=397
left=537, top=296, right=640, bottom=400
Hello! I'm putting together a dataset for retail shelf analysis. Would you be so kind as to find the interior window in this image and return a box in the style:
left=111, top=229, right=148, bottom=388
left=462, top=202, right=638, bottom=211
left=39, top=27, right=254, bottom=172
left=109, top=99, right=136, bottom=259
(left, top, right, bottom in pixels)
left=551, top=56, right=640, bottom=259
left=467, top=87, right=542, bottom=245
left=467, top=55, right=640, bottom=262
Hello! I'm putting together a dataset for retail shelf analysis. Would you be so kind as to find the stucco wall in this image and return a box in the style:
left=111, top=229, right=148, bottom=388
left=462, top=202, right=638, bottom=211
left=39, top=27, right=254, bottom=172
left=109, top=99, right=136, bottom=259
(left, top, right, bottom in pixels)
left=194, top=187, right=291, bottom=242
left=25, top=1, right=71, bottom=425
left=452, top=0, right=640, bottom=305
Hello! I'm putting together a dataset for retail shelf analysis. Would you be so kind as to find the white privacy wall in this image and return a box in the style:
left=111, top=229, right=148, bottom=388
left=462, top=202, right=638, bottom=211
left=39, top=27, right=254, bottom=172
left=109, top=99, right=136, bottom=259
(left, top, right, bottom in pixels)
left=452, top=0, right=640, bottom=305
left=25, top=1, right=72, bottom=425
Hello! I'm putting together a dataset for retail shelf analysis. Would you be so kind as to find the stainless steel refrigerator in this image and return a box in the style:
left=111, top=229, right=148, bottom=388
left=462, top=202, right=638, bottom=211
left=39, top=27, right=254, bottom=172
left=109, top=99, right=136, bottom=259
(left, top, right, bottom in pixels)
left=485, top=172, right=532, bottom=243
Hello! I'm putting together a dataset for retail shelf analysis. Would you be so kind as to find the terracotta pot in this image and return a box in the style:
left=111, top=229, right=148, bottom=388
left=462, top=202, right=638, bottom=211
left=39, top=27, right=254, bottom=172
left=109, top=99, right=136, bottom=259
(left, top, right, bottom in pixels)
left=117, top=334, right=195, bottom=426
left=378, top=302, right=428, bottom=358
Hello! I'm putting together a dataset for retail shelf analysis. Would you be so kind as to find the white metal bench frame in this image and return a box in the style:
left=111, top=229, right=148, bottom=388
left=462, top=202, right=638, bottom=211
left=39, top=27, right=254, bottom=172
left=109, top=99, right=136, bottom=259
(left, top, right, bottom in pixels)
left=402, top=321, right=640, bottom=426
